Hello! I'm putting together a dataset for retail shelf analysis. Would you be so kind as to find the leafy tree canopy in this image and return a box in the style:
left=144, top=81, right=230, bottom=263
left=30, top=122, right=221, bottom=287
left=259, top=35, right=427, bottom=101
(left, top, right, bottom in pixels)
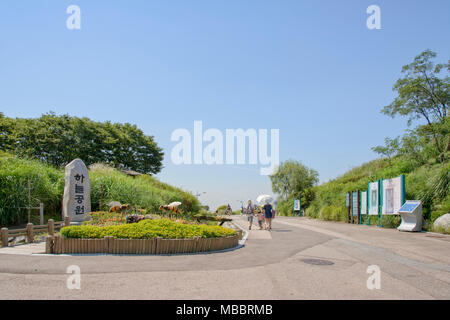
left=0, top=112, right=164, bottom=174
left=382, top=50, right=449, bottom=162
left=270, top=160, right=319, bottom=201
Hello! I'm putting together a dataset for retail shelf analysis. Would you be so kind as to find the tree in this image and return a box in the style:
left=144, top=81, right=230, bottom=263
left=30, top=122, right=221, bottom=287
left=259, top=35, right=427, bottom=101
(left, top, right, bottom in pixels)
left=382, top=50, right=449, bottom=163
left=0, top=112, right=15, bottom=150
left=0, top=113, right=164, bottom=174
left=270, top=160, right=319, bottom=200
left=397, top=130, right=427, bottom=167
left=371, top=136, right=400, bottom=161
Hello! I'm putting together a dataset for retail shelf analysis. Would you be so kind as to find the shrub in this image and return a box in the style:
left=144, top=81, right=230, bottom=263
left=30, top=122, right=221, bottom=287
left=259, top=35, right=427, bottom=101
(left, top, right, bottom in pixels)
left=60, top=218, right=236, bottom=239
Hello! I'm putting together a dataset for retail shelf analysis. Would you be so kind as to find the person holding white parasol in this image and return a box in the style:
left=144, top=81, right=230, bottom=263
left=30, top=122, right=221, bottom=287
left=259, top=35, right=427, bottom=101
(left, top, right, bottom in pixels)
left=257, top=195, right=274, bottom=231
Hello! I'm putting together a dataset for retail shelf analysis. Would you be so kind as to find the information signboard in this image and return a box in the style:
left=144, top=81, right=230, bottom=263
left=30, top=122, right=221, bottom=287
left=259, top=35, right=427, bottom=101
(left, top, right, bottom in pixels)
left=399, top=202, right=420, bottom=213
left=397, top=200, right=422, bottom=232
left=368, top=181, right=379, bottom=216
left=294, top=199, right=301, bottom=211
left=352, top=191, right=358, bottom=217
left=381, top=175, right=405, bottom=215
left=361, top=191, right=367, bottom=216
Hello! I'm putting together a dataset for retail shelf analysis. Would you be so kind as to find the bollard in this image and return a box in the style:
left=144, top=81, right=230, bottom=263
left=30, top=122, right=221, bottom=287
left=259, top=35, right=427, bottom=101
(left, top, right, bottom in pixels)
left=1, top=228, right=8, bottom=248
left=39, top=203, right=44, bottom=226
left=64, top=216, right=71, bottom=227
left=54, top=234, right=60, bottom=254
left=46, top=235, right=54, bottom=254
left=26, top=223, right=34, bottom=243
left=48, top=219, right=55, bottom=236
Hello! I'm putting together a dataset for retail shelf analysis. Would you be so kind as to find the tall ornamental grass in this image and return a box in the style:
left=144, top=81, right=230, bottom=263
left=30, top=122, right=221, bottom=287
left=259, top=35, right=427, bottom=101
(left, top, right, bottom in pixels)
left=0, top=153, right=200, bottom=227
left=0, top=154, right=63, bottom=226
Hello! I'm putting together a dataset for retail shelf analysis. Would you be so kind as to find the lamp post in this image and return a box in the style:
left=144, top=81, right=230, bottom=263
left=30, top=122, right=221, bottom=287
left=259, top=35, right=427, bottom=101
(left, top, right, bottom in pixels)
left=195, top=191, right=206, bottom=197
left=237, top=200, right=244, bottom=215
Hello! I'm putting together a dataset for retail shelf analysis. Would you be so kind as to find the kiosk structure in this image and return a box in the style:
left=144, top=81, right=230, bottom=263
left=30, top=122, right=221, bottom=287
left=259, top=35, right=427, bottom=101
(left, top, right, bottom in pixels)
left=397, top=201, right=423, bottom=232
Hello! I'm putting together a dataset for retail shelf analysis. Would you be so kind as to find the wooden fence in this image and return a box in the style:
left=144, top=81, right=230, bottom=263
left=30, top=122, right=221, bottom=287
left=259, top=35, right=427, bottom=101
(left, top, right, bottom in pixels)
left=1, top=217, right=71, bottom=247
left=46, top=232, right=240, bottom=255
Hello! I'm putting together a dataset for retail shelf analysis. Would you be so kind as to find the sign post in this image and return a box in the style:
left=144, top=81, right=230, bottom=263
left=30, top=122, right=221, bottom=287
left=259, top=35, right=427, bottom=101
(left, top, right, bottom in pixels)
left=346, top=192, right=351, bottom=223
left=293, top=199, right=301, bottom=216
left=352, top=191, right=359, bottom=224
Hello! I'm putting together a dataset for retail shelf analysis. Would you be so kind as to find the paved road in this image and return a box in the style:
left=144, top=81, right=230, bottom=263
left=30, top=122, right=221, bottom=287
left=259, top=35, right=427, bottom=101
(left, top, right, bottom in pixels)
left=0, top=216, right=449, bottom=299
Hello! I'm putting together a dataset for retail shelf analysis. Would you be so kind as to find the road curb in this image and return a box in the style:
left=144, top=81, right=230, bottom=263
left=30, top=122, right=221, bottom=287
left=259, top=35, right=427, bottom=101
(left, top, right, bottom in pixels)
left=230, top=219, right=249, bottom=245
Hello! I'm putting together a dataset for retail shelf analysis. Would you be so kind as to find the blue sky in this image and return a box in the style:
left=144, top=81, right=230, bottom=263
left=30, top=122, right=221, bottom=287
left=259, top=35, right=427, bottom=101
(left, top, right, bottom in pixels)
left=1, top=1, right=449, bottom=210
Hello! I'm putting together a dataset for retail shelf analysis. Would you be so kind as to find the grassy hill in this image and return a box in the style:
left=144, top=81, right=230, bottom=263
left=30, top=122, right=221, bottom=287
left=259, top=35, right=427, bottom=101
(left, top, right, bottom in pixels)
left=304, top=157, right=449, bottom=231
left=0, top=152, right=200, bottom=227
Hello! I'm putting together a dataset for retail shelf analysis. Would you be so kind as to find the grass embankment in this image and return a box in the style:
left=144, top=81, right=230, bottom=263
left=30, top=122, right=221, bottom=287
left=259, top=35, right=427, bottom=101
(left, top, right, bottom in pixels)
left=304, top=157, right=449, bottom=231
left=61, top=219, right=236, bottom=239
left=0, top=152, right=200, bottom=227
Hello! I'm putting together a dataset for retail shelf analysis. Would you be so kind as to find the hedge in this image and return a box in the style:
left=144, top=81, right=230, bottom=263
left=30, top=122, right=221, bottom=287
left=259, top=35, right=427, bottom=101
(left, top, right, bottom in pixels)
left=60, top=219, right=236, bottom=239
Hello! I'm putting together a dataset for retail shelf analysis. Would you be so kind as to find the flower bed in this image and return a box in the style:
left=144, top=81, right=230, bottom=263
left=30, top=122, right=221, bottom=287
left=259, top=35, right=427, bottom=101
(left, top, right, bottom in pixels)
left=61, top=218, right=236, bottom=239
left=84, top=211, right=127, bottom=226
left=47, top=234, right=241, bottom=254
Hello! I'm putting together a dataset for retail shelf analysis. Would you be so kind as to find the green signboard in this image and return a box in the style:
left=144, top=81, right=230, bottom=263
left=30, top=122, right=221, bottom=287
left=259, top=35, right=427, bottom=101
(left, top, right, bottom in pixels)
left=352, top=191, right=358, bottom=217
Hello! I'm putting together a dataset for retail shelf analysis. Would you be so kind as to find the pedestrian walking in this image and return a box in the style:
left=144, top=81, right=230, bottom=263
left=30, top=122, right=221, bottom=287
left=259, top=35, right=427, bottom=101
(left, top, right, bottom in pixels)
left=245, top=200, right=254, bottom=230
left=263, top=201, right=273, bottom=231
left=257, top=206, right=264, bottom=230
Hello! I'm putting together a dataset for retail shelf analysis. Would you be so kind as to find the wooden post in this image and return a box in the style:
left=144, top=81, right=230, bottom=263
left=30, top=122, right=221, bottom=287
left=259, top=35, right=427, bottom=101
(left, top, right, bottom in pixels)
left=1, top=228, right=8, bottom=247
left=54, top=234, right=60, bottom=254
left=99, top=184, right=103, bottom=212
left=357, top=190, right=361, bottom=225
left=39, top=203, right=44, bottom=225
left=27, top=179, right=31, bottom=224
left=64, top=216, right=71, bottom=227
left=347, top=192, right=351, bottom=223
left=105, top=236, right=113, bottom=254
left=133, top=187, right=137, bottom=214
left=156, top=237, right=161, bottom=254
left=48, top=219, right=55, bottom=236
left=26, top=223, right=34, bottom=243
left=46, top=235, right=54, bottom=254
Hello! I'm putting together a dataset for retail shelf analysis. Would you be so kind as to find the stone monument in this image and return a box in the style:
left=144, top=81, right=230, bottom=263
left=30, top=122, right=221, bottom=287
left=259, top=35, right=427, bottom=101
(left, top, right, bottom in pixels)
left=62, top=159, right=91, bottom=223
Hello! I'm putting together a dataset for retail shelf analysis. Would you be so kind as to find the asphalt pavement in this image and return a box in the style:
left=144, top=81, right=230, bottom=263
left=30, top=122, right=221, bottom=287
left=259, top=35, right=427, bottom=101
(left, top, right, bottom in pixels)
left=0, top=216, right=449, bottom=299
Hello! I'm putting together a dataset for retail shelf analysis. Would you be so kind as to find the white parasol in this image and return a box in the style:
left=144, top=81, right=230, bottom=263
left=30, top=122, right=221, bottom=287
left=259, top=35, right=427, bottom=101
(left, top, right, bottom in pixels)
left=256, top=195, right=273, bottom=204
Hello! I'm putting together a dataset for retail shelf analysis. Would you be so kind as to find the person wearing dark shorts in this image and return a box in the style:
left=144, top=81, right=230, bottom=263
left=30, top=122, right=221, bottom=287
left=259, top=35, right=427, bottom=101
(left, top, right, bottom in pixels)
left=263, top=202, right=273, bottom=230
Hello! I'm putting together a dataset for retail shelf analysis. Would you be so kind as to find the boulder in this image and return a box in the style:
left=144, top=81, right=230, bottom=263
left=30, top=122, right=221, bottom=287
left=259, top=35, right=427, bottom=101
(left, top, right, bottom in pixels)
left=433, top=213, right=450, bottom=231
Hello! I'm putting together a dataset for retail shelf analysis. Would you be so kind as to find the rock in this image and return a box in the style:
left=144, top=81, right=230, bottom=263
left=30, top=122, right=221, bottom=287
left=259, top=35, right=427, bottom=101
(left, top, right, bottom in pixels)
left=62, top=159, right=91, bottom=223
left=12, top=236, right=26, bottom=245
left=433, top=213, right=450, bottom=231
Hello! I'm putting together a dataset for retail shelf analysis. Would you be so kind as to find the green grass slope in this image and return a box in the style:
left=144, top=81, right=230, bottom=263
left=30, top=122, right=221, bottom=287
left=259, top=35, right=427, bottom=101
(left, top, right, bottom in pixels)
left=306, top=157, right=449, bottom=230
left=0, top=152, right=200, bottom=227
